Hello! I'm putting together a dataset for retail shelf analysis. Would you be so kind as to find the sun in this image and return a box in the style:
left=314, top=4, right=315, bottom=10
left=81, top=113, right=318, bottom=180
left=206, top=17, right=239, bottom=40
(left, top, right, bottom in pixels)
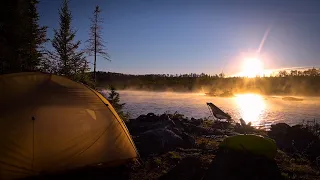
left=241, top=58, right=264, bottom=77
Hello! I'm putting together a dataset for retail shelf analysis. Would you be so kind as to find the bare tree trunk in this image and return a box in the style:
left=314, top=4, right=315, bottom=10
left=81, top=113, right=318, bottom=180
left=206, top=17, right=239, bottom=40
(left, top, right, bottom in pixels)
left=86, top=5, right=110, bottom=83
left=93, top=8, right=97, bottom=83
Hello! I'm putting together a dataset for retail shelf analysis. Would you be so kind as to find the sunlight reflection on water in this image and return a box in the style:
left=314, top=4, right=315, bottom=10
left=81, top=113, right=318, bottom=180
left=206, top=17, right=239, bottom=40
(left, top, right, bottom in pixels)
left=234, top=94, right=266, bottom=126
left=101, top=90, right=320, bottom=126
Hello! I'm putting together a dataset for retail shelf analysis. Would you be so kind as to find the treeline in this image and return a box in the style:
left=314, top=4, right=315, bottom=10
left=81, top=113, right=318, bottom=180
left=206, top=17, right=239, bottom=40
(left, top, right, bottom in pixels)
left=96, top=68, right=320, bottom=96
left=0, top=0, right=108, bottom=88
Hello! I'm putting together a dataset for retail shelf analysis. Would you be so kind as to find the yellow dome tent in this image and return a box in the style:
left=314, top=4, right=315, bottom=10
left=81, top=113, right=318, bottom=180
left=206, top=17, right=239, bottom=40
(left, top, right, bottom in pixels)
left=0, top=72, right=138, bottom=179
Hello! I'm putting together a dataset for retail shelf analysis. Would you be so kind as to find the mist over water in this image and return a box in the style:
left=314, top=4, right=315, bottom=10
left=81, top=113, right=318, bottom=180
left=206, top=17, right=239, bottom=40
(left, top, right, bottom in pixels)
left=103, top=90, right=320, bottom=126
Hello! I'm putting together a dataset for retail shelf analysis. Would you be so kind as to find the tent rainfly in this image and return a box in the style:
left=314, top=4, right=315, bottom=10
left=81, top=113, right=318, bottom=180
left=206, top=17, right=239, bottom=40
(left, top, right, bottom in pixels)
left=0, top=72, right=138, bottom=179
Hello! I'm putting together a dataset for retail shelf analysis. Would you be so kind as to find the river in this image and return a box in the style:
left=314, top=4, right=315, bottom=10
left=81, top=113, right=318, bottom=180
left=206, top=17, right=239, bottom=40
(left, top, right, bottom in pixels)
left=101, top=90, right=320, bottom=126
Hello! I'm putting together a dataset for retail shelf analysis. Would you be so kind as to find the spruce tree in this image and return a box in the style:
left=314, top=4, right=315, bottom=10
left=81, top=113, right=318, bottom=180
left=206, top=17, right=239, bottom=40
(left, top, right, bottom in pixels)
left=85, top=5, right=110, bottom=83
left=107, top=86, right=128, bottom=120
left=107, top=86, right=125, bottom=111
left=51, top=0, right=86, bottom=79
left=0, top=0, right=47, bottom=74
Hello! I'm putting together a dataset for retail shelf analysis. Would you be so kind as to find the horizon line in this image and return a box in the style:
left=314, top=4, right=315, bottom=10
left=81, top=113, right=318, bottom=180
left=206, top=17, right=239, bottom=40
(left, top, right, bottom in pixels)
left=96, top=66, right=320, bottom=77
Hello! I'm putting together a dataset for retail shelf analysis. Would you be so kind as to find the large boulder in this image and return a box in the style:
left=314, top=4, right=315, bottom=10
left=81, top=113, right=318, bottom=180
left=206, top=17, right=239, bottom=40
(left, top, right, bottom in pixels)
left=268, top=123, right=292, bottom=152
left=268, top=123, right=320, bottom=162
left=127, top=113, right=176, bottom=135
left=134, top=128, right=195, bottom=157
left=269, top=123, right=291, bottom=136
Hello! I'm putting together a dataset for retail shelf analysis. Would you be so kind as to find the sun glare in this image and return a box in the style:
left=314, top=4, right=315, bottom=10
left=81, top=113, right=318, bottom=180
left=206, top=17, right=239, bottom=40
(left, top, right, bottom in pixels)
left=234, top=94, right=266, bottom=126
left=241, top=58, right=264, bottom=77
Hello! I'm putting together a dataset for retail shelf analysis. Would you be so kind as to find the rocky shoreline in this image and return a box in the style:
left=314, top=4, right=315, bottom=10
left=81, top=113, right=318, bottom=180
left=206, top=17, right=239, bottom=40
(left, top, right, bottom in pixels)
left=125, top=113, right=320, bottom=180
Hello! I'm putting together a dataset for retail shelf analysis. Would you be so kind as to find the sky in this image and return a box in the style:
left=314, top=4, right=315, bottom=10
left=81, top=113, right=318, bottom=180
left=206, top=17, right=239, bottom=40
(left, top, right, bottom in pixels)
left=38, top=0, right=320, bottom=75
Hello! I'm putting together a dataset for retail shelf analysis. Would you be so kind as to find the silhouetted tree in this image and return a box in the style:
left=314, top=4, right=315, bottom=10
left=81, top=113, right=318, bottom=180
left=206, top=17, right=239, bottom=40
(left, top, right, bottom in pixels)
left=50, top=0, right=86, bottom=79
left=85, top=5, right=110, bottom=83
left=219, top=72, right=225, bottom=78
left=278, top=70, right=288, bottom=77
left=290, top=70, right=298, bottom=76
left=107, top=86, right=128, bottom=120
left=0, top=0, right=47, bottom=74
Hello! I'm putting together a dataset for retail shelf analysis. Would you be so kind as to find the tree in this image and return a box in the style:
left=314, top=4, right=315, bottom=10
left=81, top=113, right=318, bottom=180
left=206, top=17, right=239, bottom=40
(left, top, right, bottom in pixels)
left=278, top=70, right=288, bottom=77
left=290, top=70, right=298, bottom=76
left=107, top=86, right=128, bottom=121
left=219, top=72, right=225, bottom=78
left=0, top=0, right=47, bottom=74
left=85, top=5, right=110, bottom=83
left=51, top=0, right=86, bottom=79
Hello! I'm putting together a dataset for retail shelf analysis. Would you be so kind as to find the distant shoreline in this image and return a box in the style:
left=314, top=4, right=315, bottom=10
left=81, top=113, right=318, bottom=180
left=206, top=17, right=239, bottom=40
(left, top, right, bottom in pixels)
left=98, top=87, right=320, bottom=98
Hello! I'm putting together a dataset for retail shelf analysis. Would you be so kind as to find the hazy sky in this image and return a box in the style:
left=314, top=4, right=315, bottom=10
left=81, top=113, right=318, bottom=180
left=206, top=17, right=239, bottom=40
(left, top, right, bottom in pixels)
left=39, top=0, right=320, bottom=75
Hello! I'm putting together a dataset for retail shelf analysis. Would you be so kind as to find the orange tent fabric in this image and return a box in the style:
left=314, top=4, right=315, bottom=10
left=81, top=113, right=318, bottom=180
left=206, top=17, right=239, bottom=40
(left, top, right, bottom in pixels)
left=0, top=72, right=138, bottom=179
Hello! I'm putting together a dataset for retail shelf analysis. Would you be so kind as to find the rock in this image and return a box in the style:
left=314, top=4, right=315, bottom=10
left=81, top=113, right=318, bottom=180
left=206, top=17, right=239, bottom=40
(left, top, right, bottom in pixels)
left=183, top=123, right=206, bottom=135
left=159, top=114, right=170, bottom=121
left=268, top=123, right=296, bottom=153
left=147, top=113, right=155, bottom=116
left=136, top=114, right=147, bottom=121
left=181, top=132, right=196, bottom=148
left=135, top=113, right=159, bottom=123
left=169, top=127, right=183, bottom=137
left=127, top=113, right=177, bottom=135
left=203, top=150, right=283, bottom=180
left=164, top=118, right=176, bottom=127
left=171, top=118, right=185, bottom=129
left=169, top=113, right=185, bottom=120
left=268, top=123, right=320, bottom=162
left=211, top=121, right=231, bottom=130
left=183, top=123, right=217, bottom=135
left=189, top=118, right=204, bottom=126
left=134, top=128, right=185, bottom=157
left=270, top=123, right=291, bottom=133
left=234, top=122, right=256, bottom=134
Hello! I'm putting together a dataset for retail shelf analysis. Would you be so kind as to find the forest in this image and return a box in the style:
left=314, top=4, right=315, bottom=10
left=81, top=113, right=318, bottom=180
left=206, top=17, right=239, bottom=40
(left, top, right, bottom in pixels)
left=0, top=0, right=106, bottom=88
left=96, top=68, right=320, bottom=96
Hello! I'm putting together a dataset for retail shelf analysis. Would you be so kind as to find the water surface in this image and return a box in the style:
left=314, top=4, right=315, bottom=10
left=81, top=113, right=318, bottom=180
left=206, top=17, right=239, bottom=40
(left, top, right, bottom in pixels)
left=102, top=90, right=320, bottom=126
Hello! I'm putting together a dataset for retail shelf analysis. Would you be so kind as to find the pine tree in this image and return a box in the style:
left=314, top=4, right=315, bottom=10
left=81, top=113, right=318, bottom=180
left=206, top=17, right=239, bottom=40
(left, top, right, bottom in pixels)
left=51, top=0, right=86, bottom=79
left=107, top=86, right=129, bottom=120
left=107, top=86, right=125, bottom=111
left=25, top=0, right=48, bottom=71
left=85, top=5, right=110, bottom=83
left=0, top=0, right=47, bottom=74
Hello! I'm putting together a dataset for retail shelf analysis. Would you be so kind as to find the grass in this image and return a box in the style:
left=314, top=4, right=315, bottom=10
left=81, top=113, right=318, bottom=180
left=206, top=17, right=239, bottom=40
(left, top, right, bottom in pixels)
left=195, top=136, right=220, bottom=150
left=168, top=151, right=182, bottom=160
left=202, top=119, right=214, bottom=128
left=153, top=157, right=162, bottom=166
left=276, top=150, right=320, bottom=180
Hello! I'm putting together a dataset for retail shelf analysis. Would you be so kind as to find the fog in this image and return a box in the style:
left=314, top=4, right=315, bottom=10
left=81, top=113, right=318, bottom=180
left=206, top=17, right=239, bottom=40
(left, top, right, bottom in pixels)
left=101, top=90, right=320, bottom=127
